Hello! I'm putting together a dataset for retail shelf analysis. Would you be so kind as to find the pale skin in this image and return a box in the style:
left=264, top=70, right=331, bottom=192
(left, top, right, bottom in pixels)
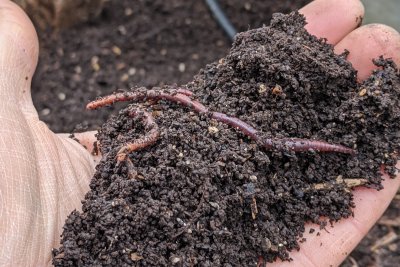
left=0, top=0, right=399, bottom=266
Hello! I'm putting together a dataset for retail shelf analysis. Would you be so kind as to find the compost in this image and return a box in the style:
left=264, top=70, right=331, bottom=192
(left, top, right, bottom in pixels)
left=52, top=12, right=400, bottom=266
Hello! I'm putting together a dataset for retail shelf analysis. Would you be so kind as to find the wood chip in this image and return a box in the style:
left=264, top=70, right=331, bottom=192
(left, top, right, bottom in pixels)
left=272, top=84, right=283, bottom=95
left=359, top=88, right=367, bottom=96
left=112, top=45, right=122, bottom=56
left=130, top=253, right=143, bottom=261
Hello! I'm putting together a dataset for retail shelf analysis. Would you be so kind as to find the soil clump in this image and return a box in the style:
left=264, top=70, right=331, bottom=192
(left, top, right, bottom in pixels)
left=52, top=12, right=400, bottom=266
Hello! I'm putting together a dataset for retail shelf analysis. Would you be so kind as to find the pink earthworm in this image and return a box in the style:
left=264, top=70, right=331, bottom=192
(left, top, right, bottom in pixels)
left=88, top=88, right=355, bottom=155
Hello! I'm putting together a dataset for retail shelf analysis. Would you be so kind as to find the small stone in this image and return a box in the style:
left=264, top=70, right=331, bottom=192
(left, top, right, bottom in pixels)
left=261, top=238, right=271, bottom=252
left=249, top=175, right=257, bottom=182
left=56, top=48, right=64, bottom=56
left=209, top=202, right=220, bottom=209
left=118, top=25, right=127, bottom=35
left=74, top=66, right=82, bottom=74
left=170, top=256, right=181, bottom=265
left=208, top=126, right=219, bottom=134
left=111, top=45, right=122, bottom=56
left=124, top=7, right=133, bottom=16
left=91, top=56, right=100, bottom=72
left=216, top=40, right=224, bottom=47
left=152, top=110, right=163, bottom=117
left=244, top=2, right=251, bottom=10
left=41, top=108, right=51, bottom=116
left=176, top=218, right=184, bottom=225
left=270, top=244, right=279, bottom=252
left=72, top=74, right=81, bottom=82
left=388, top=243, right=397, bottom=252
left=178, top=152, right=183, bottom=158
left=116, top=62, right=126, bottom=70
left=58, top=92, right=66, bottom=101
left=120, top=73, right=129, bottom=82
left=178, top=63, right=186, bottom=72
left=191, top=53, right=199, bottom=60
left=160, top=48, right=167, bottom=56
left=258, top=84, right=267, bottom=93
left=359, top=88, right=367, bottom=96
left=128, top=67, right=137, bottom=75
left=216, top=161, right=225, bottom=167
left=139, top=69, right=146, bottom=76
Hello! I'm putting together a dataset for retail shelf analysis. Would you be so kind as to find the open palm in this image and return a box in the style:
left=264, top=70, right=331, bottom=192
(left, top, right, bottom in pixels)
left=0, top=0, right=399, bottom=266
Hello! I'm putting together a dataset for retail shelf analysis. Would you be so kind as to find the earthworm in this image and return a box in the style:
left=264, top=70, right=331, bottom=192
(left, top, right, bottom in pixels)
left=116, top=108, right=160, bottom=162
left=86, top=88, right=195, bottom=110
left=88, top=88, right=355, bottom=155
left=262, top=138, right=355, bottom=155
left=211, top=112, right=355, bottom=155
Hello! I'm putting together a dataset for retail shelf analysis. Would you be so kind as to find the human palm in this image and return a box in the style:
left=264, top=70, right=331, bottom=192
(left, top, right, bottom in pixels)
left=0, top=0, right=399, bottom=266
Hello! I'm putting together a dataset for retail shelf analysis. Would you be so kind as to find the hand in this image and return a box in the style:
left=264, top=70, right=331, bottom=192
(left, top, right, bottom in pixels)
left=0, top=0, right=398, bottom=266
left=0, top=1, right=98, bottom=265
left=274, top=0, right=400, bottom=266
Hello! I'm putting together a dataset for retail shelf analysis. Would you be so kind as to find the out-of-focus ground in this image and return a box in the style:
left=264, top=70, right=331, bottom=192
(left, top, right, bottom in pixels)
left=362, top=0, right=400, bottom=31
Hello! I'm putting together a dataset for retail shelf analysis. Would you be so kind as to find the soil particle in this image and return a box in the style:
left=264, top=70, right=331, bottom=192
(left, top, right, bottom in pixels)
left=52, top=12, right=400, bottom=266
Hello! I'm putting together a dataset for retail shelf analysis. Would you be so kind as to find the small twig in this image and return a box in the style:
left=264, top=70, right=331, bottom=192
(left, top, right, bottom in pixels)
left=251, top=196, right=258, bottom=220
left=348, top=256, right=359, bottom=267
left=378, top=218, right=400, bottom=227
left=312, top=176, right=369, bottom=192
left=371, top=228, right=398, bottom=252
left=277, top=176, right=369, bottom=200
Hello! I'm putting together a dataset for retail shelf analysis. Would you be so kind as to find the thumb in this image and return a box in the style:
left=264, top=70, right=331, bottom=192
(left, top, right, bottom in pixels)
left=0, top=0, right=102, bottom=160
left=0, top=1, right=96, bottom=265
left=0, top=0, right=39, bottom=118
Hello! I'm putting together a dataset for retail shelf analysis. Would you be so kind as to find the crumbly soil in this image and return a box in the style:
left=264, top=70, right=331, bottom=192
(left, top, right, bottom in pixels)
left=52, top=12, right=400, bottom=266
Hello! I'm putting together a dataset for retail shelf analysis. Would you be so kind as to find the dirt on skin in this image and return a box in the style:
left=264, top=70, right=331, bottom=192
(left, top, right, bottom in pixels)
left=52, top=12, right=400, bottom=266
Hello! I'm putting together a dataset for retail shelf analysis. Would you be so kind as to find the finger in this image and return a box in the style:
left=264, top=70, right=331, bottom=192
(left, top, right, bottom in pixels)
left=0, top=0, right=39, bottom=117
left=334, top=24, right=400, bottom=81
left=58, top=131, right=102, bottom=163
left=273, top=164, right=400, bottom=267
left=299, top=0, right=365, bottom=45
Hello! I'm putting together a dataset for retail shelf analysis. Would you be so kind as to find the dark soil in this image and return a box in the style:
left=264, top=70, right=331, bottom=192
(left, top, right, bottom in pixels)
left=52, top=12, right=400, bottom=266
left=32, top=0, right=310, bottom=133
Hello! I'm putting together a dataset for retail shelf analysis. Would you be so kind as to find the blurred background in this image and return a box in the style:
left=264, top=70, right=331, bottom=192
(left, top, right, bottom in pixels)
left=362, top=0, right=400, bottom=31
